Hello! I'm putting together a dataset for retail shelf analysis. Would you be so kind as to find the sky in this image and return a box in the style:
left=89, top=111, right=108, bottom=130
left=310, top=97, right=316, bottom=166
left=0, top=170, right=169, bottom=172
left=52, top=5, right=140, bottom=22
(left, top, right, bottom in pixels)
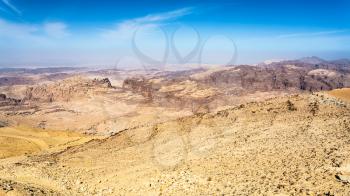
left=0, top=0, right=349, bottom=68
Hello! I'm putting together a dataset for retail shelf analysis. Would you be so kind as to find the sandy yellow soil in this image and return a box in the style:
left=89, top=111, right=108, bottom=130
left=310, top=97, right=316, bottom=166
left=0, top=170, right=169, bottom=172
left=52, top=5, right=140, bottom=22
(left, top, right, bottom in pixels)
left=0, top=126, right=96, bottom=159
left=328, top=88, right=350, bottom=102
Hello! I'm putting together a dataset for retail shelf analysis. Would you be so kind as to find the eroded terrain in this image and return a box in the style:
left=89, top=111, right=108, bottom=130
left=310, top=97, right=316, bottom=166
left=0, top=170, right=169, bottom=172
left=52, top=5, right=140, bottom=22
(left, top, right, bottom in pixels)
left=0, top=57, right=350, bottom=195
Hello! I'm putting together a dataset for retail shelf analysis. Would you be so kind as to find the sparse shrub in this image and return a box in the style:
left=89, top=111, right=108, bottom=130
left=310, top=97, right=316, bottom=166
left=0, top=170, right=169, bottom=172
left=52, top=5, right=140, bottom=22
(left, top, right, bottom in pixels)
left=286, top=100, right=297, bottom=111
left=309, top=101, right=319, bottom=116
left=0, top=121, right=8, bottom=127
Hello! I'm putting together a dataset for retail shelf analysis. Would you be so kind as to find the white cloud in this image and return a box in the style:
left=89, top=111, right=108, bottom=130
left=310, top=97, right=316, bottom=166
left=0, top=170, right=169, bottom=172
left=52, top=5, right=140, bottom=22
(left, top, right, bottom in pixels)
left=277, top=30, right=348, bottom=38
left=101, top=7, right=193, bottom=39
left=132, top=7, right=193, bottom=23
left=44, top=22, right=69, bottom=38
left=0, top=18, right=37, bottom=38
left=1, top=0, right=21, bottom=15
left=0, top=19, right=69, bottom=41
left=0, top=8, right=195, bottom=66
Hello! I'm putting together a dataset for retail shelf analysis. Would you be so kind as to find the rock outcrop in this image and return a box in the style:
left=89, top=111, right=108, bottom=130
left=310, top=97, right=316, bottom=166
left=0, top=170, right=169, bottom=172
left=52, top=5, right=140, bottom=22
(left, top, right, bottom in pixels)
left=195, top=65, right=348, bottom=92
left=0, top=94, right=21, bottom=106
left=123, top=78, right=153, bottom=99
left=122, top=60, right=350, bottom=113
left=23, top=77, right=113, bottom=102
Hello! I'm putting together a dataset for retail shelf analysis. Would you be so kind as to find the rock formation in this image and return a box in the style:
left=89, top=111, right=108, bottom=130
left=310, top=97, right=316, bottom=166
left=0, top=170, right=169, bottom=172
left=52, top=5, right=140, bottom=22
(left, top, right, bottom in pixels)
left=23, top=77, right=113, bottom=102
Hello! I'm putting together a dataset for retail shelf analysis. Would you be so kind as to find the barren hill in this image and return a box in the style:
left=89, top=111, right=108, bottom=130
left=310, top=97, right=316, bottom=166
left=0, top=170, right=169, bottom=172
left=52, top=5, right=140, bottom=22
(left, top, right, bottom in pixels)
left=0, top=92, right=349, bottom=195
left=122, top=61, right=350, bottom=114
left=0, top=58, right=350, bottom=195
left=24, top=77, right=113, bottom=102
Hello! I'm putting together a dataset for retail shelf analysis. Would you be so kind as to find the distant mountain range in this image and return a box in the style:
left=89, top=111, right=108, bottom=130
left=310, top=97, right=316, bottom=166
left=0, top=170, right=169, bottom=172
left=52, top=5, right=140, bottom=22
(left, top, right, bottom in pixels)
left=261, top=56, right=350, bottom=66
left=0, top=67, right=86, bottom=74
left=1, top=57, right=349, bottom=72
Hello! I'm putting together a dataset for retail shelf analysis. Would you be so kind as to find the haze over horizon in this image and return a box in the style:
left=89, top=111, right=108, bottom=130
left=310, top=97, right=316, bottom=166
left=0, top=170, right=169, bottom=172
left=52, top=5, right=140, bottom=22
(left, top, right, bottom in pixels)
left=0, top=0, right=349, bottom=68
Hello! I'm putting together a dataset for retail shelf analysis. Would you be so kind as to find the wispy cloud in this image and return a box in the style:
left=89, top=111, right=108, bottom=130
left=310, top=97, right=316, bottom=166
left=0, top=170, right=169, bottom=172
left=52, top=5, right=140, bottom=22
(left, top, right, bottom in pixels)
left=132, top=7, right=193, bottom=23
left=277, top=30, right=348, bottom=38
left=0, top=19, right=69, bottom=40
left=0, top=18, right=37, bottom=38
left=101, top=7, right=194, bottom=39
left=1, top=0, right=21, bottom=15
left=44, top=22, right=69, bottom=38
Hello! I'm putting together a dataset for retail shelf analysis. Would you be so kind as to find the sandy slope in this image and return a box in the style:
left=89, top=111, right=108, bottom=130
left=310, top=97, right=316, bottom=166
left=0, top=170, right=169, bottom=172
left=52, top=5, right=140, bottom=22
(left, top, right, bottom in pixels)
left=0, top=92, right=349, bottom=195
left=0, top=126, right=97, bottom=159
left=328, top=88, right=350, bottom=102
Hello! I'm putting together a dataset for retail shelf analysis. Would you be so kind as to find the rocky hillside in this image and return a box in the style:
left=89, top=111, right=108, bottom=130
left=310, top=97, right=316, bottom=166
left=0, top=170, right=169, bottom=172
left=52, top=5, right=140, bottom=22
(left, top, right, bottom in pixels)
left=0, top=92, right=349, bottom=195
left=122, top=58, right=350, bottom=112
left=0, top=94, right=21, bottom=107
left=196, top=65, right=348, bottom=91
left=23, top=77, right=113, bottom=102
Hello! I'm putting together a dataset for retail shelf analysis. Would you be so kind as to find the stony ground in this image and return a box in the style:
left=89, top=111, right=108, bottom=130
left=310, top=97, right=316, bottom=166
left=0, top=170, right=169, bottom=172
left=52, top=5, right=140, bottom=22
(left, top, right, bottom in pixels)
left=0, top=91, right=349, bottom=195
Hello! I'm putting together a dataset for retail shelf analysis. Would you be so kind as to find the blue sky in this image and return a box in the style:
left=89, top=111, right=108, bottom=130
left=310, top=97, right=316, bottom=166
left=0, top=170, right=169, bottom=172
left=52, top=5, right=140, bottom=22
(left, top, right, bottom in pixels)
left=0, top=0, right=349, bottom=68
